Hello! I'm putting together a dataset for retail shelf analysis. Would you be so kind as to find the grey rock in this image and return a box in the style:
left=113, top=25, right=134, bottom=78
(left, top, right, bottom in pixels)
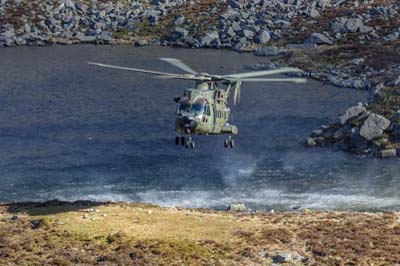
left=360, top=113, right=391, bottom=141
left=61, top=0, right=75, bottom=9
left=272, top=252, right=292, bottom=263
left=99, top=31, right=112, bottom=43
left=227, top=203, right=247, bottom=212
left=304, top=32, right=333, bottom=45
left=310, top=9, right=320, bottom=18
left=346, top=18, right=364, bottom=33
left=381, top=148, right=396, bottom=158
left=340, top=78, right=366, bottom=89
left=75, top=32, right=96, bottom=42
left=317, top=0, right=331, bottom=8
left=134, top=39, right=149, bottom=46
left=228, top=0, right=243, bottom=8
left=174, top=15, right=185, bottom=25
left=254, top=46, right=286, bottom=56
left=255, top=30, right=270, bottom=44
left=200, top=31, right=220, bottom=47
left=306, top=137, right=317, bottom=147
left=242, top=29, right=254, bottom=39
left=333, top=125, right=352, bottom=140
left=359, top=25, right=374, bottom=33
left=75, top=0, right=86, bottom=13
left=351, top=58, right=365, bottom=65
left=331, top=17, right=347, bottom=33
left=170, top=27, right=188, bottom=41
left=227, top=27, right=236, bottom=37
left=232, top=22, right=241, bottom=32
left=339, top=105, right=367, bottom=125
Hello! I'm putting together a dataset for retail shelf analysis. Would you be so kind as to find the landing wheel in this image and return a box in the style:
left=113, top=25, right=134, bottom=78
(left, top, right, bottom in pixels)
left=180, top=136, right=185, bottom=146
left=185, top=139, right=190, bottom=148
left=229, top=138, right=235, bottom=148
left=224, top=136, right=234, bottom=149
left=190, top=140, right=195, bottom=149
left=224, top=139, right=229, bottom=148
left=175, top=136, right=180, bottom=145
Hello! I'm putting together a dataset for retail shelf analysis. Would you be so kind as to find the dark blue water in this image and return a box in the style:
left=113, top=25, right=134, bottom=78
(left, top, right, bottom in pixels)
left=0, top=45, right=399, bottom=211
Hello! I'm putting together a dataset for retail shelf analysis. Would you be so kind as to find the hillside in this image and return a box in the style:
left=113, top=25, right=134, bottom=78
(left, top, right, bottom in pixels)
left=0, top=201, right=400, bottom=265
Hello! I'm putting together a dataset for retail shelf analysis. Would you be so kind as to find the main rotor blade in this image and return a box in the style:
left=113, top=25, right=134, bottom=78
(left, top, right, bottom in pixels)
left=227, top=78, right=307, bottom=83
left=154, top=75, right=212, bottom=81
left=159, top=58, right=198, bottom=75
left=223, top=67, right=303, bottom=79
left=88, top=62, right=179, bottom=76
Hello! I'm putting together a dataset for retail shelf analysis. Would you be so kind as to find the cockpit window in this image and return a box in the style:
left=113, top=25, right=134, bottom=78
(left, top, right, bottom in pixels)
left=177, top=97, right=207, bottom=114
left=192, top=98, right=207, bottom=114
left=177, top=97, right=190, bottom=113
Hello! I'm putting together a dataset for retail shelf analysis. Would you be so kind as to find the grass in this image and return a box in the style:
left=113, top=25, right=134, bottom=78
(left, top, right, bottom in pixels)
left=1, top=201, right=400, bottom=266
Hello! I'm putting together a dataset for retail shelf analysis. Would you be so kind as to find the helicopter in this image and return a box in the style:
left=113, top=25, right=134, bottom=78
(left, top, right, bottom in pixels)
left=88, top=58, right=306, bottom=149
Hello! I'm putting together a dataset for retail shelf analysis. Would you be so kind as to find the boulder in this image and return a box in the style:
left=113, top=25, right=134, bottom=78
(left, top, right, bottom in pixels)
left=174, top=15, right=185, bottom=25
left=232, top=22, right=241, bottom=32
left=170, top=27, right=188, bottom=41
left=255, top=30, right=270, bottom=44
left=272, top=252, right=292, bottom=263
left=226, top=27, right=236, bottom=37
left=304, top=33, right=333, bottom=45
left=200, top=31, right=220, bottom=47
left=380, top=149, right=396, bottom=158
left=99, top=31, right=112, bottom=43
left=360, top=113, right=391, bottom=141
left=254, top=46, right=286, bottom=56
left=228, top=0, right=243, bottom=8
left=242, top=29, right=254, bottom=39
left=134, top=39, right=149, bottom=46
left=227, top=203, right=247, bottom=212
left=345, top=18, right=364, bottom=33
left=331, top=18, right=347, bottom=33
left=75, top=32, right=96, bottom=42
left=339, top=105, right=367, bottom=125
left=306, top=137, right=317, bottom=147
left=309, top=9, right=320, bottom=18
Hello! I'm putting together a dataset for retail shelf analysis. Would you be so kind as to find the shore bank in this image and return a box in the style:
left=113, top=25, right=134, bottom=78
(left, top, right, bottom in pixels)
left=1, top=200, right=399, bottom=265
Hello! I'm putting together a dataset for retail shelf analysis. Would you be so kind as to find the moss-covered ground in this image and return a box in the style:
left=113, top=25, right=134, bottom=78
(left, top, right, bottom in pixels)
left=0, top=201, right=399, bottom=266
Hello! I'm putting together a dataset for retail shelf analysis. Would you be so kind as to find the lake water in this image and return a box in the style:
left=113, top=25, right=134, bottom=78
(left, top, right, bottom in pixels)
left=0, top=45, right=399, bottom=211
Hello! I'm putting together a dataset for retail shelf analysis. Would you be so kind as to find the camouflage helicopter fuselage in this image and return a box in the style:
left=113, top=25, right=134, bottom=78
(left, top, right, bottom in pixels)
left=175, top=81, right=238, bottom=137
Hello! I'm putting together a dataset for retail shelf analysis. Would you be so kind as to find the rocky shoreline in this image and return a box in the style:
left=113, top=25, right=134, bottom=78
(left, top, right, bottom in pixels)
left=1, top=200, right=400, bottom=265
left=2, top=0, right=400, bottom=157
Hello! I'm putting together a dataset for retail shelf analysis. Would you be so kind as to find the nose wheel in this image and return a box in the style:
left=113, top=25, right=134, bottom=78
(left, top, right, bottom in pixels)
left=224, top=136, right=234, bottom=148
left=176, top=136, right=195, bottom=149
left=175, top=136, right=185, bottom=146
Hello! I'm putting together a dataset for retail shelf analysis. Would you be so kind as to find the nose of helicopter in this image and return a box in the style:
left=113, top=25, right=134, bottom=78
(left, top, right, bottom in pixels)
left=176, top=116, right=198, bottom=133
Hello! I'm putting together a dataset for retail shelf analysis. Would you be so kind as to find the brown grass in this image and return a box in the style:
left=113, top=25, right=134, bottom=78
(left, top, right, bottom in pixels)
left=0, top=202, right=399, bottom=266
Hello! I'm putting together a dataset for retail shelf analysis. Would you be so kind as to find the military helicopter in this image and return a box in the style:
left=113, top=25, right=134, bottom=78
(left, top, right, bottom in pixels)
left=88, top=58, right=306, bottom=149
